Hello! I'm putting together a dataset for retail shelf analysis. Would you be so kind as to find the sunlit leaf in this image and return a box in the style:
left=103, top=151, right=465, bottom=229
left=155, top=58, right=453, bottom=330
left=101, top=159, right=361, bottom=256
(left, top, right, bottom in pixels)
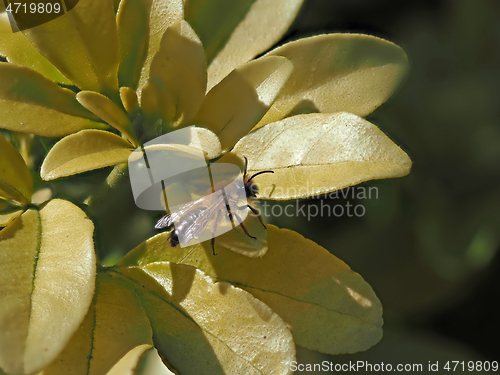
left=41, top=130, right=134, bottom=181
left=77, top=91, right=137, bottom=146
left=0, top=200, right=96, bottom=374
left=41, top=273, right=153, bottom=375
left=106, top=345, right=154, bottom=375
left=0, top=63, right=97, bottom=118
left=0, top=63, right=103, bottom=136
left=137, top=0, right=184, bottom=96
left=184, top=0, right=304, bottom=90
left=18, top=0, right=119, bottom=92
left=257, top=33, right=409, bottom=127
left=0, top=134, right=32, bottom=204
left=0, top=103, right=103, bottom=137
left=193, top=55, right=292, bottom=153
left=106, top=347, right=178, bottom=375
left=233, top=112, right=412, bottom=200
left=117, top=0, right=151, bottom=89
left=121, top=225, right=383, bottom=355
left=120, top=87, right=140, bottom=114
left=0, top=13, right=71, bottom=84
left=113, top=262, right=295, bottom=374
left=142, top=21, right=206, bottom=127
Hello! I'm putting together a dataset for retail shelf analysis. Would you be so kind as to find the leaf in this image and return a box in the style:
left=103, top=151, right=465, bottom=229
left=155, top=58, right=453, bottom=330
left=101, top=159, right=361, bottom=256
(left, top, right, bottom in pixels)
left=137, top=0, right=184, bottom=96
left=77, top=91, right=137, bottom=146
left=0, top=200, right=23, bottom=227
left=193, top=56, right=293, bottom=153
left=113, top=262, right=295, bottom=374
left=120, top=87, right=140, bottom=114
left=107, top=347, right=177, bottom=375
left=120, top=225, right=384, bottom=355
left=0, top=199, right=96, bottom=374
left=18, top=0, right=119, bottom=92
left=117, top=0, right=151, bottom=90
left=0, top=134, right=33, bottom=204
left=142, top=21, right=206, bottom=127
left=0, top=13, right=71, bottom=84
left=138, top=126, right=222, bottom=161
left=0, top=63, right=97, bottom=119
left=214, top=211, right=268, bottom=257
left=184, top=0, right=304, bottom=90
left=0, top=63, right=103, bottom=137
left=257, top=33, right=409, bottom=127
left=233, top=112, right=412, bottom=200
left=106, top=345, right=154, bottom=375
left=41, top=130, right=134, bottom=181
left=0, top=210, right=22, bottom=227
left=0, top=102, right=103, bottom=137
left=41, top=273, right=153, bottom=375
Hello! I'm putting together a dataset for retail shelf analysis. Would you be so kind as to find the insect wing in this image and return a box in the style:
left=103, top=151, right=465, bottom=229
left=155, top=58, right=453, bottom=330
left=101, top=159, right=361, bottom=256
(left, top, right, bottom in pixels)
left=155, top=214, right=172, bottom=229
left=181, top=196, right=227, bottom=244
left=154, top=196, right=207, bottom=229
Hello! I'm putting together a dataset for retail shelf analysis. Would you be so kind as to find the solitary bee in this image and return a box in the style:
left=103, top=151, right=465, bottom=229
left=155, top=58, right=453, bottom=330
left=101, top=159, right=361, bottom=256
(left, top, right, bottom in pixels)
left=155, top=157, right=273, bottom=255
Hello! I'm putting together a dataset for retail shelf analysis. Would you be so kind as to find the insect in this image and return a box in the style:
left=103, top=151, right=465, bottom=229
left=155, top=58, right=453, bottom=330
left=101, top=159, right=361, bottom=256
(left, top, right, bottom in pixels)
left=155, top=157, right=273, bottom=255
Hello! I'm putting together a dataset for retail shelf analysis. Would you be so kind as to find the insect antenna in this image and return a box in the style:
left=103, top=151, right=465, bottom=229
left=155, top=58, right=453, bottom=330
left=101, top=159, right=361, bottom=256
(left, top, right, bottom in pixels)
left=242, top=156, right=274, bottom=182
left=248, top=170, right=274, bottom=182
left=243, top=156, right=249, bottom=178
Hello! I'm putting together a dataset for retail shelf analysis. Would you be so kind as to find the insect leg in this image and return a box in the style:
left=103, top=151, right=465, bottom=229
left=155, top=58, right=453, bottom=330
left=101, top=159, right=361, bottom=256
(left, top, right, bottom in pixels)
left=247, top=205, right=267, bottom=229
left=211, top=237, right=216, bottom=256
left=210, top=209, right=223, bottom=256
left=236, top=204, right=267, bottom=229
left=230, top=211, right=257, bottom=240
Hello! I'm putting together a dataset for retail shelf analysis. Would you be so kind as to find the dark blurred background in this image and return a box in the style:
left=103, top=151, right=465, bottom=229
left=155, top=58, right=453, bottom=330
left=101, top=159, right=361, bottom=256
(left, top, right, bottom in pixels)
left=263, top=0, right=500, bottom=371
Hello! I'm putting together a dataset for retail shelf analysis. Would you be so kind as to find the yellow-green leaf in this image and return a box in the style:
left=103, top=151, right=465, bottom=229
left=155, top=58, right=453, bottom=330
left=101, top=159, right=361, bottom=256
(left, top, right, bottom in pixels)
left=138, top=126, right=222, bottom=160
left=0, top=63, right=97, bottom=119
left=120, top=87, right=140, bottom=114
left=0, top=63, right=104, bottom=137
left=0, top=210, right=22, bottom=227
left=0, top=199, right=96, bottom=374
left=142, top=21, right=206, bottom=127
left=41, top=130, right=134, bottom=181
left=121, top=225, right=384, bottom=355
left=0, top=13, right=71, bottom=84
left=41, top=273, right=153, bottom=375
left=117, top=0, right=151, bottom=89
left=114, top=262, right=295, bottom=374
left=0, top=101, right=104, bottom=137
left=0, top=134, right=32, bottom=204
left=184, top=0, right=304, bottom=90
left=233, top=112, right=412, bottom=200
left=193, top=55, right=292, bottom=153
left=137, top=0, right=184, bottom=96
left=0, top=199, right=23, bottom=227
left=106, top=345, right=154, bottom=375
left=77, top=91, right=137, bottom=146
left=107, top=347, right=177, bottom=375
left=257, top=33, right=409, bottom=127
left=19, top=0, right=119, bottom=92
